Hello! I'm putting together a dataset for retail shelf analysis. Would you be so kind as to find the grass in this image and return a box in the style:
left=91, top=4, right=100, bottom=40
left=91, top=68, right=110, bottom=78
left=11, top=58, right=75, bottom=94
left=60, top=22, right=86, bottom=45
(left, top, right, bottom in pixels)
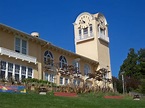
left=0, top=92, right=145, bottom=108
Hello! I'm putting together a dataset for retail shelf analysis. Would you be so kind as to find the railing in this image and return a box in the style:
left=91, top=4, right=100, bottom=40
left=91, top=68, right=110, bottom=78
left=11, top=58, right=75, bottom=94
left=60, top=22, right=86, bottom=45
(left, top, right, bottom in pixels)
left=0, top=47, right=37, bottom=64
left=76, top=33, right=94, bottom=43
left=98, top=33, right=109, bottom=43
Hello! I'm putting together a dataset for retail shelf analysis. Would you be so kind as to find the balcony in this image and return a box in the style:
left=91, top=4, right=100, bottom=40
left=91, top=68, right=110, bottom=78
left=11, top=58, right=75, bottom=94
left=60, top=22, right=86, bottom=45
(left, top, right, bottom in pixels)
left=76, top=33, right=94, bottom=43
left=0, top=47, right=37, bottom=64
left=98, top=33, right=109, bottom=43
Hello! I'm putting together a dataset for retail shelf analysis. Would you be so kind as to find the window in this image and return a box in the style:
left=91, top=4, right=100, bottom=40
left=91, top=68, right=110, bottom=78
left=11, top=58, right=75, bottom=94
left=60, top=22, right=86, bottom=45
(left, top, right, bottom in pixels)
left=59, top=56, right=67, bottom=68
left=0, top=61, right=6, bottom=79
left=90, top=24, right=93, bottom=36
left=15, top=38, right=21, bottom=53
left=49, top=74, right=54, bottom=82
left=79, top=29, right=82, bottom=39
left=28, top=68, right=33, bottom=78
left=44, top=50, right=53, bottom=66
left=45, top=73, right=48, bottom=81
left=22, top=40, right=27, bottom=54
left=77, top=80, right=80, bottom=86
left=73, top=79, right=80, bottom=86
left=15, top=64, right=20, bottom=81
left=15, top=37, right=27, bottom=54
left=83, top=28, right=88, bottom=37
left=60, top=77, right=63, bottom=85
left=45, top=73, right=54, bottom=82
left=73, top=79, right=77, bottom=85
left=8, top=63, right=13, bottom=80
left=21, top=66, right=26, bottom=80
left=100, top=28, right=105, bottom=35
left=72, top=61, right=79, bottom=73
left=84, top=64, right=90, bottom=75
left=65, top=78, right=69, bottom=85
left=1, top=61, right=33, bottom=81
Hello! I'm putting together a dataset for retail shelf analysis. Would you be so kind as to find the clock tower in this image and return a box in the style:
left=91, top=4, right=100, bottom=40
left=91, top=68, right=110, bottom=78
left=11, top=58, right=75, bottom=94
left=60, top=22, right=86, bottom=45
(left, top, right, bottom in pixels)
left=73, top=12, right=112, bottom=77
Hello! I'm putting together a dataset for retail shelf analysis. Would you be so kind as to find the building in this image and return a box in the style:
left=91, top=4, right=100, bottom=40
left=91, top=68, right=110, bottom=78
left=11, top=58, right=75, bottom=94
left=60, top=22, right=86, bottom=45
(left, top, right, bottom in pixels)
left=0, top=12, right=113, bottom=90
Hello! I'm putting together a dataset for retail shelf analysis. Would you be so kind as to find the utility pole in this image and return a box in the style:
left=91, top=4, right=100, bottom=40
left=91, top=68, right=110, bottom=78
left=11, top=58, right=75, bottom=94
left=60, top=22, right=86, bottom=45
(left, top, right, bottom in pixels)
left=120, top=71, right=125, bottom=94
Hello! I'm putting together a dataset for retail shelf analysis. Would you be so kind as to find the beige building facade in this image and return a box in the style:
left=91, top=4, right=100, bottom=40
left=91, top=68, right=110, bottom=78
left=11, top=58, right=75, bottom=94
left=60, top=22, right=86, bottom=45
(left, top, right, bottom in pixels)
left=0, top=12, right=113, bottom=90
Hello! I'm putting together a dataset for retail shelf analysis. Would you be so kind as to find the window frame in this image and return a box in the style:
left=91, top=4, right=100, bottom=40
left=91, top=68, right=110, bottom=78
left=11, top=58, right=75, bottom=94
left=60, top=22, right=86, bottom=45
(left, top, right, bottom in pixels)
left=28, top=67, right=33, bottom=78
left=15, top=37, right=28, bottom=55
left=83, top=27, right=88, bottom=37
left=0, top=61, right=6, bottom=79
left=84, top=64, right=90, bottom=76
left=21, top=66, right=26, bottom=80
left=72, top=61, right=80, bottom=73
left=8, top=62, right=13, bottom=80
left=65, top=78, right=69, bottom=85
left=59, top=56, right=67, bottom=69
left=44, top=50, right=53, bottom=66
left=59, top=77, right=64, bottom=85
left=0, top=60, right=33, bottom=81
left=15, top=64, right=20, bottom=81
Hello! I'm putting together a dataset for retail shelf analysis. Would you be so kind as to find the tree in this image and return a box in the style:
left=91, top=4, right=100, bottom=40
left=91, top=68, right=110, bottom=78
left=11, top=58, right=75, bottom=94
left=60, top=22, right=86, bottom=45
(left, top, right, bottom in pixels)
left=112, top=76, right=122, bottom=93
left=138, top=48, right=145, bottom=78
left=119, top=48, right=145, bottom=93
left=125, top=76, right=140, bottom=92
left=140, top=79, right=145, bottom=94
left=119, top=48, right=139, bottom=79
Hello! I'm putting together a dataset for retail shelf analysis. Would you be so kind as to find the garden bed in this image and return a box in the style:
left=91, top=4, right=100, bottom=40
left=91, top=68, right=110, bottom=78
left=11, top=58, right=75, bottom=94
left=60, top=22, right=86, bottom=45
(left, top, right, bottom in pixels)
left=54, top=92, right=77, bottom=97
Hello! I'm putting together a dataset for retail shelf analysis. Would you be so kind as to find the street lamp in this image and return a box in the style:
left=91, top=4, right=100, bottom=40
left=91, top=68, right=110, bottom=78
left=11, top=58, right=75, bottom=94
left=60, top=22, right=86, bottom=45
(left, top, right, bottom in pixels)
left=120, top=71, right=125, bottom=94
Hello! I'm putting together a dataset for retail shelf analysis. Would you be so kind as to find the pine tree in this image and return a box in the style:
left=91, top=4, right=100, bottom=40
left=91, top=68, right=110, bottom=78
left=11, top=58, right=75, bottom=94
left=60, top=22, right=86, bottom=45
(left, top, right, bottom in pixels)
left=119, top=48, right=145, bottom=93
left=119, top=48, right=139, bottom=78
left=138, top=48, right=145, bottom=78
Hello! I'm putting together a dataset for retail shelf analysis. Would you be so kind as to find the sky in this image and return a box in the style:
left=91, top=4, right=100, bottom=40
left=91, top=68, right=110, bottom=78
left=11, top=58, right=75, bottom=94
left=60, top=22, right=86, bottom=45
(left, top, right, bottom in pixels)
left=0, top=0, right=145, bottom=77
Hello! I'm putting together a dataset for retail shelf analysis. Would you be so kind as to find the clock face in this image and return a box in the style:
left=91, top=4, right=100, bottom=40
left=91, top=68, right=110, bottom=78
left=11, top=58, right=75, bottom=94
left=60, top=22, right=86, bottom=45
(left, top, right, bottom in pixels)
left=79, top=15, right=91, bottom=28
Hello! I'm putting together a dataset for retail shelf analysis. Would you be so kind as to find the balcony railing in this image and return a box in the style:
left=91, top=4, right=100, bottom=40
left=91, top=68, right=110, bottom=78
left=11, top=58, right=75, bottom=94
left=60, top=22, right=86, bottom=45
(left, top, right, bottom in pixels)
left=98, top=33, right=109, bottom=43
left=76, top=33, right=94, bottom=43
left=0, top=47, right=37, bottom=64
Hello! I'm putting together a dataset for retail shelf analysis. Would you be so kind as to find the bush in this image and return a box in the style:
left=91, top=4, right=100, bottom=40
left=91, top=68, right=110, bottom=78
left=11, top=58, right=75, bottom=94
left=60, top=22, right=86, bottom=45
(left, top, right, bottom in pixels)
left=140, top=79, right=145, bottom=94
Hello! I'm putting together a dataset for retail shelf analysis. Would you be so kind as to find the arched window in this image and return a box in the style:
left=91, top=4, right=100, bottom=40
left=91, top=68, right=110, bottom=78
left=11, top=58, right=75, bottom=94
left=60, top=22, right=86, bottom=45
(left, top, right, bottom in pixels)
left=83, top=27, right=88, bottom=37
left=90, top=24, right=93, bottom=36
left=44, top=50, right=53, bottom=66
left=72, top=60, right=80, bottom=73
left=59, top=56, right=67, bottom=68
left=84, top=64, right=90, bottom=75
left=78, top=29, right=82, bottom=40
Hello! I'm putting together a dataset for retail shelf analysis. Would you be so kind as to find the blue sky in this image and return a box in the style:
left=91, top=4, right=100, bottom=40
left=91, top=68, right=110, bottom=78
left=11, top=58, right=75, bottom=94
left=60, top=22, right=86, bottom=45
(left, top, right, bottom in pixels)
left=0, top=0, right=145, bottom=77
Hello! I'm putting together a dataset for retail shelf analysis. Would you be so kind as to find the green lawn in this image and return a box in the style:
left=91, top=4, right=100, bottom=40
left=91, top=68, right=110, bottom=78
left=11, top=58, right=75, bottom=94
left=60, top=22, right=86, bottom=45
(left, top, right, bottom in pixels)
left=0, top=92, right=145, bottom=108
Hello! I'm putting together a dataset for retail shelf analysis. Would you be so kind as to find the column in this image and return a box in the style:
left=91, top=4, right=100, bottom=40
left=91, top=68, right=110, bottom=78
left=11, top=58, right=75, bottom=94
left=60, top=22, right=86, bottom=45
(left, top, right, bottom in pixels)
left=19, top=66, right=22, bottom=81
left=26, top=67, right=28, bottom=78
left=5, top=62, right=8, bottom=80
left=88, top=26, right=90, bottom=37
left=12, top=64, right=15, bottom=79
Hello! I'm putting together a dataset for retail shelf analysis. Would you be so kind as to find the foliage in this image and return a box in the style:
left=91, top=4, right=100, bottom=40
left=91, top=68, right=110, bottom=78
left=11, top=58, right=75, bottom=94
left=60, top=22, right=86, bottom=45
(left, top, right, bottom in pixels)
left=119, top=48, right=145, bottom=93
left=112, top=76, right=122, bottom=93
left=139, top=79, right=145, bottom=94
left=138, top=49, right=145, bottom=79
left=119, top=48, right=139, bottom=78
left=22, top=78, right=56, bottom=86
left=125, top=76, right=140, bottom=92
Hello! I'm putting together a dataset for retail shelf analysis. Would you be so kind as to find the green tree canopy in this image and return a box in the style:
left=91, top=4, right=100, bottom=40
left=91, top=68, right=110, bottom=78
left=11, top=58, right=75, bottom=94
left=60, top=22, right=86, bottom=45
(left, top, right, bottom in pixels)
left=119, top=48, right=139, bottom=79
left=118, top=48, right=145, bottom=93
left=138, top=48, right=145, bottom=78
